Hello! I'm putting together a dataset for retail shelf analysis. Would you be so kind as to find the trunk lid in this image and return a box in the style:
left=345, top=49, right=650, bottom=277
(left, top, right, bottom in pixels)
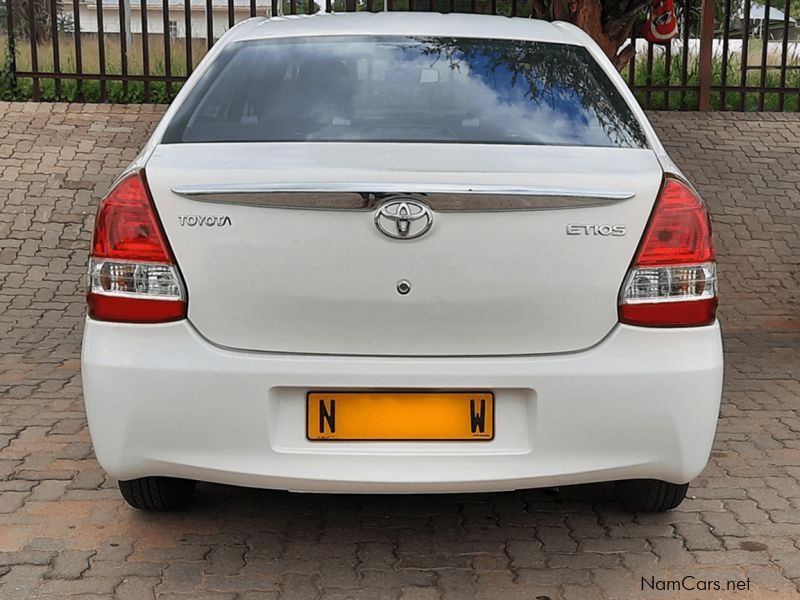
left=146, top=142, right=663, bottom=356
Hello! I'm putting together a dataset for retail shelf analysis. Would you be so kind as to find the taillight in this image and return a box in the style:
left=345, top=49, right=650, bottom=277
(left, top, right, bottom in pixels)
left=87, top=172, right=187, bottom=323
left=619, top=177, right=717, bottom=327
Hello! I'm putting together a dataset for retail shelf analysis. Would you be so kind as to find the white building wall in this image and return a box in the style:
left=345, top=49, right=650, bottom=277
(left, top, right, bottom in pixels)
left=632, top=37, right=800, bottom=63
left=73, top=5, right=268, bottom=39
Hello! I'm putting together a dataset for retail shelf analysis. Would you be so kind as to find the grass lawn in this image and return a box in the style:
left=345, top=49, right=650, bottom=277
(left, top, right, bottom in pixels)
left=1, top=34, right=206, bottom=102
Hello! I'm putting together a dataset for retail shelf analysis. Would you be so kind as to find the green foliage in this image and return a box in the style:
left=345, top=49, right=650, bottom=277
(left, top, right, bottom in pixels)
left=622, top=49, right=800, bottom=110
left=1, top=42, right=21, bottom=100
left=0, top=0, right=66, bottom=43
left=770, top=0, right=800, bottom=16
left=7, top=76, right=181, bottom=102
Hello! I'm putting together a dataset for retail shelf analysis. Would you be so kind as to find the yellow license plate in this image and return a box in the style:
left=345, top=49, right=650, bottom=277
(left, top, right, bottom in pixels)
left=306, top=392, right=494, bottom=441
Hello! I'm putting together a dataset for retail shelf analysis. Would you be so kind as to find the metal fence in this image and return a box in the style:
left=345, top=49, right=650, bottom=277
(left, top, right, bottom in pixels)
left=1, top=0, right=799, bottom=109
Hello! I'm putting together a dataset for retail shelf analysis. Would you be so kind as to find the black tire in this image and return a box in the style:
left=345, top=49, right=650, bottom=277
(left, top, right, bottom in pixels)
left=614, top=479, right=689, bottom=512
left=118, top=477, right=195, bottom=511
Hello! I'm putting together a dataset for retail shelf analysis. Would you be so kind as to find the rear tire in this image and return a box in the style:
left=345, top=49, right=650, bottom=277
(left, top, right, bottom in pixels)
left=614, top=479, right=689, bottom=512
left=118, top=477, right=195, bottom=511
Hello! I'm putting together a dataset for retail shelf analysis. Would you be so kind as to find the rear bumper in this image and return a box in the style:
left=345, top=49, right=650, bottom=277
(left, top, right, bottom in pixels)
left=81, top=319, right=723, bottom=493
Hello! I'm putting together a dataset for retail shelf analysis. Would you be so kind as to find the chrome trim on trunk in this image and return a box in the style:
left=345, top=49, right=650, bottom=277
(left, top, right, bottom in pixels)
left=171, top=183, right=635, bottom=211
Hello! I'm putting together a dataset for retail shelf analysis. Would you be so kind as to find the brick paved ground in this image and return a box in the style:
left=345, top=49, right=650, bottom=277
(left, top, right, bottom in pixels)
left=0, top=102, right=798, bottom=600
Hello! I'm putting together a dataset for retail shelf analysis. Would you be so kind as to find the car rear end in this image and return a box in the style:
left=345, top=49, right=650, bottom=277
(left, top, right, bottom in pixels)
left=80, top=14, right=722, bottom=508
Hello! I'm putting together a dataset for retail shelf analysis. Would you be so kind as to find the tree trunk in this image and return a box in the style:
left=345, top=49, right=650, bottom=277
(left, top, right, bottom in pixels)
left=532, top=0, right=650, bottom=71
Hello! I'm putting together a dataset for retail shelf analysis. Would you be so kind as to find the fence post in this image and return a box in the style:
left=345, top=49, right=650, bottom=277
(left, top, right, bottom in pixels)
left=698, top=0, right=715, bottom=111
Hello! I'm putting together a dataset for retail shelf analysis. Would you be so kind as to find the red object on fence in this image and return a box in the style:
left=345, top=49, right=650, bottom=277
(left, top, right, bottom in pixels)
left=642, top=0, right=679, bottom=44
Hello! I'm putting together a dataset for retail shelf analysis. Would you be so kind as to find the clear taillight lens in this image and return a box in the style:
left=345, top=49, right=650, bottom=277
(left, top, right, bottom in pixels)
left=89, top=259, right=183, bottom=299
left=87, top=172, right=187, bottom=323
left=620, top=263, right=718, bottom=327
left=619, top=177, right=718, bottom=328
left=623, top=263, right=717, bottom=304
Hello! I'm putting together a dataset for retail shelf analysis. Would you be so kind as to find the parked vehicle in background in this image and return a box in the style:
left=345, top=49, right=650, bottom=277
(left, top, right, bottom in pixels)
left=81, top=12, right=723, bottom=513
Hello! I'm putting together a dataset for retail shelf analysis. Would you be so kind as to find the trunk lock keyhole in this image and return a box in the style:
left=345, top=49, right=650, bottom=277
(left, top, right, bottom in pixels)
left=397, top=280, right=412, bottom=295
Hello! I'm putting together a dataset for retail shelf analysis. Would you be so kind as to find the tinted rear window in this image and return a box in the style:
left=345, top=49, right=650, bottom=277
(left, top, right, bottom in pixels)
left=163, top=36, right=647, bottom=148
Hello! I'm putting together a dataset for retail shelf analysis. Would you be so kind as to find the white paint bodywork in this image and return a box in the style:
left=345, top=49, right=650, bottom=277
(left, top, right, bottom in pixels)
left=82, top=13, right=723, bottom=492
left=146, top=143, right=662, bottom=355
left=82, top=320, right=723, bottom=490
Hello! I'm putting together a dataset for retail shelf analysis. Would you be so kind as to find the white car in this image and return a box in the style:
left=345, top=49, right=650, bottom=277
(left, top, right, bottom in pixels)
left=81, top=12, right=723, bottom=512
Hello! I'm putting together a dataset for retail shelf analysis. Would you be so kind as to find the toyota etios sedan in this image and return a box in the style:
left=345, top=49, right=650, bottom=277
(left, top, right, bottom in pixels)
left=81, top=12, right=723, bottom=512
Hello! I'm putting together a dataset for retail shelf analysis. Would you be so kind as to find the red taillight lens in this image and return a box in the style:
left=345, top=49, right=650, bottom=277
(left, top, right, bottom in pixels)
left=88, top=172, right=187, bottom=323
left=633, top=178, right=715, bottom=267
left=620, top=298, right=718, bottom=328
left=87, top=294, right=187, bottom=323
left=619, top=177, right=718, bottom=327
left=92, top=174, right=173, bottom=262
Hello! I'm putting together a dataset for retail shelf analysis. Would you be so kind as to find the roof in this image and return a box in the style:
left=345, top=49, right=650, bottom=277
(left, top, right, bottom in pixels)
left=233, top=12, right=578, bottom=45
left=742, top=4, right=797, bottom=23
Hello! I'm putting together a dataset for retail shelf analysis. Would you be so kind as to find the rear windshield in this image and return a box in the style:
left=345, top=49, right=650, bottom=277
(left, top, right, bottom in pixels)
left=163, top=36, right=647, bottom=148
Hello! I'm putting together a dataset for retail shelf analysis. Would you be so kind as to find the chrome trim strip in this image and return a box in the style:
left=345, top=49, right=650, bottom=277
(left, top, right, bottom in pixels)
left=171, top=183, right=635, bottom=211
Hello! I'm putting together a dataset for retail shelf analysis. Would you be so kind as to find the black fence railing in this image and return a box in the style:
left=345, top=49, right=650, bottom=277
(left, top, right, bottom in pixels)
left=1, top=0, right=799, bottom=110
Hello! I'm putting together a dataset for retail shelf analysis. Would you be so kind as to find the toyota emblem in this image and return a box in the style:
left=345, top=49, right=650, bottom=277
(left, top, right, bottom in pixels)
left=373, top=196, right=434, bottom=240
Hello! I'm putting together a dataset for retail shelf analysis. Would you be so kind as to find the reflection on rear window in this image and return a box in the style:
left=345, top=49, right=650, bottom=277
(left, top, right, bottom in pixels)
left=163, top=36, right=647, bottom=148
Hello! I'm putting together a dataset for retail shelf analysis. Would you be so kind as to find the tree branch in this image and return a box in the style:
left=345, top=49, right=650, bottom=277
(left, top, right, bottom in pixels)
left=551, top=0, right=572, bottom=20
left=609, top=16, right=640, bottom=47
left=603, top=0, right=650, bottom=36
left=530, top=0, right=548, bottom=19
left=612, top=43, right=636, bottom=70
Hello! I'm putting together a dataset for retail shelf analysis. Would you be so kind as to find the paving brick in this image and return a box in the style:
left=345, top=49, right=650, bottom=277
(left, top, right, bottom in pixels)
left=44, top=549, right=94, bottom=580
left=319, top=589, right=396, bottom=600
left=28, top=479, right=71, bottom=503
left=701, top=512, right=748, bottom=538
left=0, top=550, right=58, bottom=567
left=85, top=559, right=163, bottom=579
left=158, top=595, right=239, bottom=600
left=515, top=567, right=592, bottom=586
left=0, top=104, right=798, bottom=599
left=536, top=526, right=578, bottom=554
left=0, top=491, right=29, bottom=513
left=398, top=586, right=440, bottom=600
left=157, top=562, right=205, bottom=594
left=579, top=538, right=648, bottom=554
left=0, top=565, right=49, bottom=599
left=35, top=576, right=120, bottom=596
left=115, top=576, right=159, bottom=600
left=204, top=545, right=247, bottom=576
